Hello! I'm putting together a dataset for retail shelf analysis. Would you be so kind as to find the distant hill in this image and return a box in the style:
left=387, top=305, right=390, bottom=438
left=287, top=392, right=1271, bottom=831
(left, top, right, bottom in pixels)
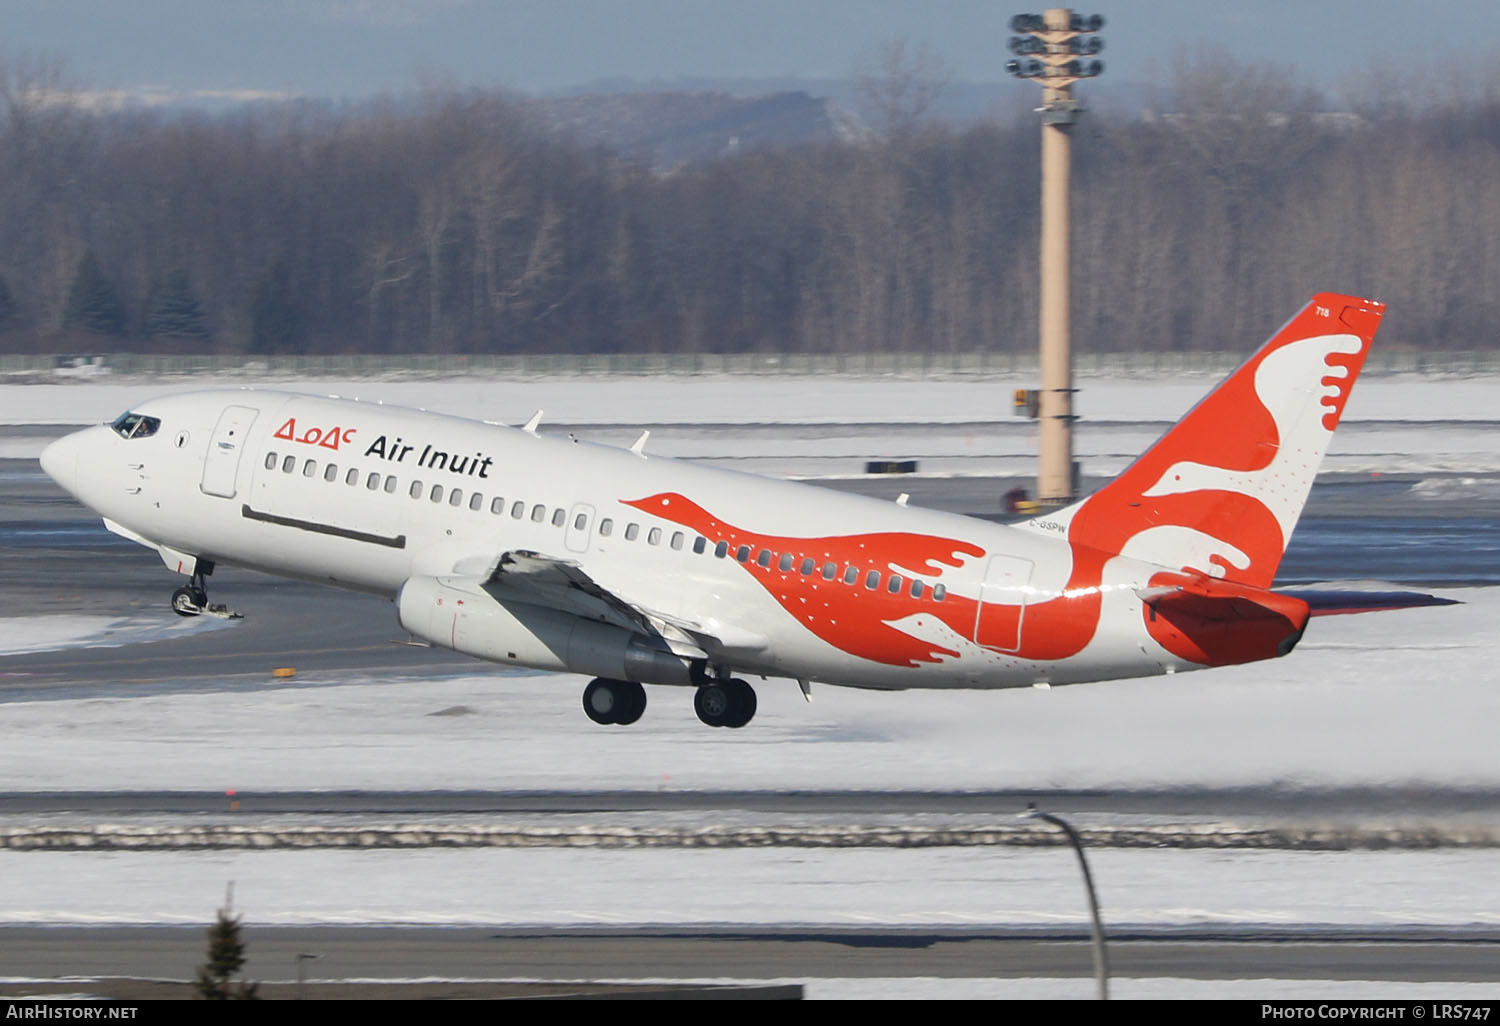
left=528, top=90, right=868, bottom=167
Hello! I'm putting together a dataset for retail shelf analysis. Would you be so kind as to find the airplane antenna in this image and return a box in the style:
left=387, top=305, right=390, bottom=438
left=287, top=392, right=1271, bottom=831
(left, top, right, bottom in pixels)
left=522, top=410, right=543, bottom=435
left=797, top=678, right=813, bottom=702
left=630, top=430, right=650, bottom=457
left=896, top=493, right=909, bottom=506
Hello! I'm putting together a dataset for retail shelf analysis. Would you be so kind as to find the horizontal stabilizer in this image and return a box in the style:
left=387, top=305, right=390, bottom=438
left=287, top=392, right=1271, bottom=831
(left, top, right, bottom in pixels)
left=1278, top=587, right=1462, bottom=617
left=1138, top=575, right=1310, bottom=624
left=1138, top=572, right=1312, bottom=666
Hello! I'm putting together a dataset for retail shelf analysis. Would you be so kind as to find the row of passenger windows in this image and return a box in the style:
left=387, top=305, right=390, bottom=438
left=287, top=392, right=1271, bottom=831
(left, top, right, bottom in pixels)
left=263, top=450, right=946, bottom=602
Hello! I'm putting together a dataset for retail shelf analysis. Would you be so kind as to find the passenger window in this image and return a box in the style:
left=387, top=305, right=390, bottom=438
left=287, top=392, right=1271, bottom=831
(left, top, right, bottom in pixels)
left=933, top=584, right=947, bottom=601
left=384, top=475, right=398, bottom=493
left=470, top=493, right=484, bottom=511
left=430, top=484, right=443, bottom=503
left=822, top=562, right=837, bottom=580
left=693, top=536, right=707, bottom=554
left=366, top=472, right=380, bottom=490
left=450, top=488, right=464, bottom=507
left=600, top=518, right=614, bottom=537
left=843, top=566, right=859, bottom=585
left=264, top=452, right=277, bottom=470
left=511, top=500, right=525, bottom=519
left=625, top=523, right=639, bottom=541
left=865, top=570, right=880, bottom=590
left=531, top=504, right=546, bottom=523
left=910, top=580, right=925, bottom=599
left=575, top=512, right=588, bottom=531
left=779, top=553, right=794, bottom=572
left=282, top=455, right=295, bottom=473
left=491, top=497, right=504, bottom=515
left=800, top=557, right=815, bottom=575
left=756, top=549, right=771, bottom=567
left=888, top=575, right=903, bottom=594
left=648, top=527, right=661, bottom=546
left=410, top=480, right=424, bottom=499
left=303, top=459, right=317, bottom=478
left=736, top=545, right=751, bottom=563
left=671, top=532, right=684, bottom=551
left=551, top=507, right=565, bottom=526
left=324, top=464, right=339, bottom=482
left=345, top=468, right=359, bottom=486
left=714, top=541, right=729, bottom=558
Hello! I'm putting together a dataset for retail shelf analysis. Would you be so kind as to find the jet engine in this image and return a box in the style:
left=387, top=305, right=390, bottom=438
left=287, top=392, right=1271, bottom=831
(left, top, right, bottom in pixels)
left=396, top=575, right=694, bottom=685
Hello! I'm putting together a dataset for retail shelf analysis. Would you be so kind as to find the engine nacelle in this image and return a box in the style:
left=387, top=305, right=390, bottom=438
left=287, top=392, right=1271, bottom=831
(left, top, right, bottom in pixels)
left=396, top=575, right=694, bottom=684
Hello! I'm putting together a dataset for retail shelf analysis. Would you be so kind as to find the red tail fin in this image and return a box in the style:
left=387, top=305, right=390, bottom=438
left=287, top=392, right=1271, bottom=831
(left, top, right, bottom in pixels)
left=1047, top=293, right=1384, bottom=587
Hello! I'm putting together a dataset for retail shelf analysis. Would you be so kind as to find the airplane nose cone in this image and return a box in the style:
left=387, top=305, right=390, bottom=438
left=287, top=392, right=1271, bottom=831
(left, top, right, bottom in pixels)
left=39, top=432, right=80, bottom=497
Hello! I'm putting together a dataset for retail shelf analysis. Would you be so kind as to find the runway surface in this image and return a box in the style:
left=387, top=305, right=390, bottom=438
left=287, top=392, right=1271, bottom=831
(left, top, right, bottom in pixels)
left=4, top=925, right=1499, bottom=987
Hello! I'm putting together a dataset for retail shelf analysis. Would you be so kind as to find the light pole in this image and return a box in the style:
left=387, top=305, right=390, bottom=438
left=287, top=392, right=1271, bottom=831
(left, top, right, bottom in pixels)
left=1027, top=802, right=1109, bottom=999
left=1008, top=10, right=1105, bottom=507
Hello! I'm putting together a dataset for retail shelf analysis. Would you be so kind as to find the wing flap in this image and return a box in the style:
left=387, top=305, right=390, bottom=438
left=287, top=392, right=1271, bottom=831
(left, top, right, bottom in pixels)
left=480, top=549, right=712, bottom=659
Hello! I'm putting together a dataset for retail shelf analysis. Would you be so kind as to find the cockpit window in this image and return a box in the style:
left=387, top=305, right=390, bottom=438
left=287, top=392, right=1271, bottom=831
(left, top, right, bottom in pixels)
left=110, top=412, right=161, bottom=439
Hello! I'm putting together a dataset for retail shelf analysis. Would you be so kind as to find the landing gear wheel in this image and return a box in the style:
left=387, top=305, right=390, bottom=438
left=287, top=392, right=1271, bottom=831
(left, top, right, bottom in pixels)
left=170, top=586, right=205, bottom=617
left=694, top=682, right=732, bottom=727
left=613, top=681, right=646, bottom=725
left=728, top=678, right=757, bottom=728
left=170, top=566, right=213, bottom=617
left=582, top=678, right=647, bottom=726
left=694, top=678, right=757, bottom=728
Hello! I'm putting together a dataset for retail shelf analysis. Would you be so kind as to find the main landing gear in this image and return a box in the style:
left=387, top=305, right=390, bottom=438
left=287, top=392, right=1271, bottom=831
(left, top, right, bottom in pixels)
left=583, top=677, right=647, bottom=725
left=579, top=676, right=759, bottom=728
left=693, top=678, right=756, bottom=729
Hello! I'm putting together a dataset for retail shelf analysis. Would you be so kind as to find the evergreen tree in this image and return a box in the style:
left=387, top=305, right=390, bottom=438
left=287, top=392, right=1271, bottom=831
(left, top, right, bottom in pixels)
left=63, top=250, right=127, bottom=336
left=194, top=907, right=259, bottom=1000
left=249, top=261, right=305, bottom=355
left=144, top=268, right=210, bottom=341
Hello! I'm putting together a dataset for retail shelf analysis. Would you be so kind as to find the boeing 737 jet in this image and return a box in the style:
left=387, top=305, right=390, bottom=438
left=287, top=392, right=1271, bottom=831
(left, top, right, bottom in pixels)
left=39, top=293, right=1450, bottom=728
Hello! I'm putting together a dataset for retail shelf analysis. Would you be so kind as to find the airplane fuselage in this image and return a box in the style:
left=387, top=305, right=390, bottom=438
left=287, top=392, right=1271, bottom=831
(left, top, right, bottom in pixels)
left=45, top=388, right=1186, bottom=692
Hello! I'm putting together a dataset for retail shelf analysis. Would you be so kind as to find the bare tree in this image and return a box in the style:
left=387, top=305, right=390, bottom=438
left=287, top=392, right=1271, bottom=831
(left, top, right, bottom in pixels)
left=853, top=39, right=952, bottom=143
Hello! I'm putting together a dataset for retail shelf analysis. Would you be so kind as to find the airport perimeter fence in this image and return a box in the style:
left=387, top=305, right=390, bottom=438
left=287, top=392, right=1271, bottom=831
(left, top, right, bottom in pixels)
left=4, top=348, right=1499, bottom=380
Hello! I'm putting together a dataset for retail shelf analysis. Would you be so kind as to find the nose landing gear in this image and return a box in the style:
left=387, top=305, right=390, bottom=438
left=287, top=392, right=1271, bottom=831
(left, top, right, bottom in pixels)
left=170, top=582, right=210, bottom=617
left=168, top=565, right=240, bottom=619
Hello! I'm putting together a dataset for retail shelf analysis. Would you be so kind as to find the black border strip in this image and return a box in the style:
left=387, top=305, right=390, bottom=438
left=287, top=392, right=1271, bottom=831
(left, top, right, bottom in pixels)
left=241, top=504, right=407, bottom=549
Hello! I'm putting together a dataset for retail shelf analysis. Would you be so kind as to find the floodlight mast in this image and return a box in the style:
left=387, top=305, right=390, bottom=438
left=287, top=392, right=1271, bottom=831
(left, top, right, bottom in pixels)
left=1007, top=9, right=1105, bottom=507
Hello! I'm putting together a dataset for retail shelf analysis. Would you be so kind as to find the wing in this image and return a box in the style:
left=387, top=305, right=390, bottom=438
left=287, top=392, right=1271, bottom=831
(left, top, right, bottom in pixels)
left=462, top=549, right=718, bottom=660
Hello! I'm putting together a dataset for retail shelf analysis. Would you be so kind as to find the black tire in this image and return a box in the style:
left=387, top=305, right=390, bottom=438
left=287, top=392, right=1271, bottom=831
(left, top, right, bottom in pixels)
left=725, top=678, right=757, bottom=728
left=582, top=678, right=620, bottom=725
left=171, top=586, right=202, bottom=617
left=614, top=681, right=647, bottom=725
left=583, top=678, right=647, bottom=726
left=694, top=682, right=733, bottom=727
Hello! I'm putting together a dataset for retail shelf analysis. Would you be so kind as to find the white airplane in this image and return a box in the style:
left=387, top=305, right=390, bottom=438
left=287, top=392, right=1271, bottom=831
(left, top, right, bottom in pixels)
left=39, top=292, right=1450, bottom=729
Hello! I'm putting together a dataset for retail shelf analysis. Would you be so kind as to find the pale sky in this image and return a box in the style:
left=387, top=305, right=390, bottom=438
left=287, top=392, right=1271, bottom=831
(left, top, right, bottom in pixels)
left=0, top=0, right=1487, bottom=104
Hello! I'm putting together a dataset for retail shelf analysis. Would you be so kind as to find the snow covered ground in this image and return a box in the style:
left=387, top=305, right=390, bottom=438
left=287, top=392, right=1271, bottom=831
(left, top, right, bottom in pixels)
left=4, top=373, right=1499, bottom=427
left=5, top=375, right=1498, bottom=480
left=1, top=588, right=1497, bottom=952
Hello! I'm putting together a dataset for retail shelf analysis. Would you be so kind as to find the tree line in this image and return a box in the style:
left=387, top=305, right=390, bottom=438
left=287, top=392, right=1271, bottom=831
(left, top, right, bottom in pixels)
left=2, top=54, right=1497, bottom=356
